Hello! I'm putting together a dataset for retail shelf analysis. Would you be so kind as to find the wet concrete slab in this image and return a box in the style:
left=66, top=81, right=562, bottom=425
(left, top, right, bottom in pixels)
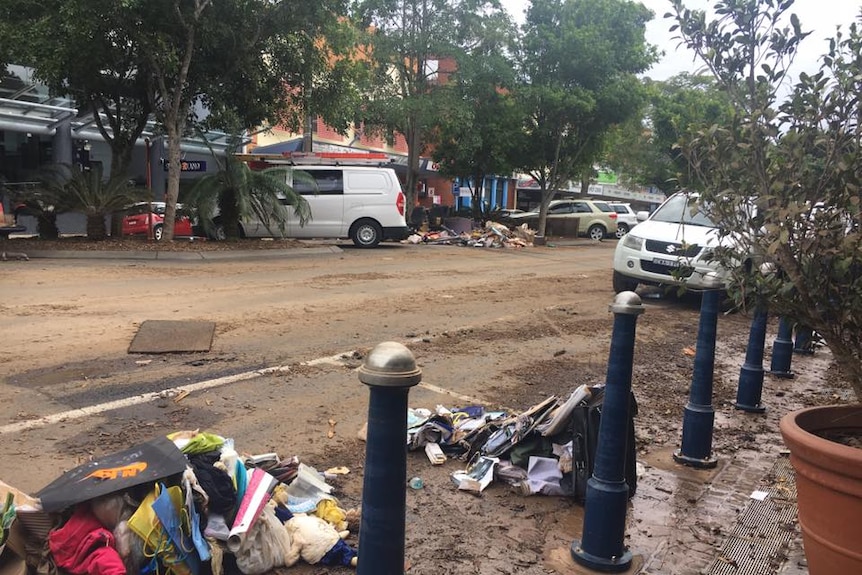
left=128, top=319, right=215, bottom=353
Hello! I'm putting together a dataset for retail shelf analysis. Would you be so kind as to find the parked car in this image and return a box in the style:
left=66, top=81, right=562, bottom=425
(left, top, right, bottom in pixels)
left=611, top=191, right=757, bottom=293
left=507, top=199, right=618, bottom=240
left=211, top=161, right=410, bottom=248
left=489, top=208, right=525, bottom=221
left=608, top=202, right=639, bottom=238
left=121, top=202, right=195, bottom=241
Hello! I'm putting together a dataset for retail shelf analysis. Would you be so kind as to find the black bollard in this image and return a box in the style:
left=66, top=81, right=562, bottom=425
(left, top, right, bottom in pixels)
left=571, top=291, right=644, bottom=572
left=357, top=342, right=422, bottom=575
left=768, top=316, right=795, bottom=378
left=674, top=287, right=720, bottom=468
left=735, top=306, right=768, bottom=413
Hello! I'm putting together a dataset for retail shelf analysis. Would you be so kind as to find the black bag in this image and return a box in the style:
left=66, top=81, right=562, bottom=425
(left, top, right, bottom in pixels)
left=562, top=385, right=638, bottom=503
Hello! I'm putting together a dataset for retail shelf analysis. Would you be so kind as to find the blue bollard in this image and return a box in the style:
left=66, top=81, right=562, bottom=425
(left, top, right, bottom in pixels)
left=768, top=316, right=795, bottom=378
left=735, top=307, right=768, bottom=413
left=356, top=342, right=422, bottom=575
left=793, top=324, right=815, bottom=355
left=571, top=291, right=644, bottom=572
left=674, top=288, right=720, bottom=468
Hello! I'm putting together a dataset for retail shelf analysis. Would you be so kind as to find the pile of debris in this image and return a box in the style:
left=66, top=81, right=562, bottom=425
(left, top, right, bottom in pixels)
left=403, top=221, right=536, bottom=248
left=394, top=384, right=638, bottom=499
left=0, top=432, right=360, bottom=575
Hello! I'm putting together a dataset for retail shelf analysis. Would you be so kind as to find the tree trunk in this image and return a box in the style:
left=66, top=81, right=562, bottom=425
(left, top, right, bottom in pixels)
left=163, top=126, right=183, bottom=242
left=86, top=213, right=107, bottom=240
left=471, top=170, right=485, bottom=221
left=220, top=188, right=242, bottom=240
left=405, top=121, right=422, bottom=223
left=37, top=213, right=59, bottom=240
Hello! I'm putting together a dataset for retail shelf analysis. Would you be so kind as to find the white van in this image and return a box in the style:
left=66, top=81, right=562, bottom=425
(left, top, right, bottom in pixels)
left=230, top=154, right=410, bottom=248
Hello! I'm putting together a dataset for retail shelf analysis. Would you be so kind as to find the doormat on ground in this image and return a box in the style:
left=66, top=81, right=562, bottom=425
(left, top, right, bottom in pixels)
left=129, top=320, right=216, bottom=353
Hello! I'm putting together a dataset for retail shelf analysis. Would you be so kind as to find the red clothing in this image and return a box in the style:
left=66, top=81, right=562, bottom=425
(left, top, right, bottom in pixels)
left=48, top=505, right=126, bottom=575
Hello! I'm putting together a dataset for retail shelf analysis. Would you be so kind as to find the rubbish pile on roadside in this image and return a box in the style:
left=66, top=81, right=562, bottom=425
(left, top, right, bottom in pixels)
left=0, top=431, right=360, bottom=575
left=402, top=221, right=535, bottom=248
left=394, top=383, right=637, bottom=500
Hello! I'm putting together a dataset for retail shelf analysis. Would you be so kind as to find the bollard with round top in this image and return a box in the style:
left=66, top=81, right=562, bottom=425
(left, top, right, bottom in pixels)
left=571, top=291, right=644, bottom=573
left=356, top=341, right=422, bottom=575
left=674, top=277, right=722, bottom=469
left=768, top=316, right=795, bottom=378
left=735, top=306, right=768, bottom=413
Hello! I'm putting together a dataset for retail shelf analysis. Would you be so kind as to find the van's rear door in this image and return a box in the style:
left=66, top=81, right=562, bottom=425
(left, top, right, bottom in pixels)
left=287, top=169, right=345, bottom=237
left=341, top=169, right=395, bottom=232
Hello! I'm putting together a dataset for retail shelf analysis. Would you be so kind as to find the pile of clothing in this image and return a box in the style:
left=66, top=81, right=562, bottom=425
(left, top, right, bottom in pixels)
left=10, top=431, right=360, bottom=575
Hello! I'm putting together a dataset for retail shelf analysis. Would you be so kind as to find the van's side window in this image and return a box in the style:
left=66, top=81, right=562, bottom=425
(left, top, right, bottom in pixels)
left=294, top=170, right=344, bottom=195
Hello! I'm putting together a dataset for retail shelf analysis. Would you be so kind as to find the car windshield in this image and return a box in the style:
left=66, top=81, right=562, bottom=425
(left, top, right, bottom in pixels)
left=651, top=194, right=716, bottom=227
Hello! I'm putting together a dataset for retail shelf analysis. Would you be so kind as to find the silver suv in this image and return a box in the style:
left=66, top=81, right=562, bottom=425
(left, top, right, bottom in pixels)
left=608, top=202, right=638, bottom=238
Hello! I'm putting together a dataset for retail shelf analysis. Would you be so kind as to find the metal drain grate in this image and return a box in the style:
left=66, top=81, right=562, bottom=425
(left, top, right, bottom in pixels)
left=707, top=455, right=800, bottom=575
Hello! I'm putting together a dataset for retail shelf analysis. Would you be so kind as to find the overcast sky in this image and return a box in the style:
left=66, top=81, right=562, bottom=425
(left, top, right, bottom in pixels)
left=500, top=0, right=862, bottom=82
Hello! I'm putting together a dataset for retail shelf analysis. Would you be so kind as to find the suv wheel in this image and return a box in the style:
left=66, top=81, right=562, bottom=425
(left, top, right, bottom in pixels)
left=153, top=225, right=164, bottom=241
left=613, top=271, right=639, bottom=293
left=615, top=223, right=630, bottom=239
left=587, top=224, right=606, bottom=241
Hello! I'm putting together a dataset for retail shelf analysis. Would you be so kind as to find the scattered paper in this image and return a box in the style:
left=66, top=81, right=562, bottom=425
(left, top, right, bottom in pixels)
left=750, top=490, right=769, bottom=501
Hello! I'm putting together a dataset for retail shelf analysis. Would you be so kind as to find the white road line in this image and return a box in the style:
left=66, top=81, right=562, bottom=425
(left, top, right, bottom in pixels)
left=0, top=346, right=503, bottom=435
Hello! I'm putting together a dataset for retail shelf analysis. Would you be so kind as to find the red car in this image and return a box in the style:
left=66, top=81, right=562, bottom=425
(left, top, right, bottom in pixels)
left=121, top=202, right=194, bottom=241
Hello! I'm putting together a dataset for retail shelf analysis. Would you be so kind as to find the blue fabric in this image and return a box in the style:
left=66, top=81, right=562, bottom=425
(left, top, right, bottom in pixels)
left=234, top=461, right=248, bottom=503
left=274, top=505, right=293, bottom=523
left=320, top=538, right=357, bottom=567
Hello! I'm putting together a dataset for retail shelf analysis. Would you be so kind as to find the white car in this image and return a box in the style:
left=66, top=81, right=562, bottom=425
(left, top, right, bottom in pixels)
left=612, top=192, right=751, bottom=293
left=608, top=202, right=639, bottom=238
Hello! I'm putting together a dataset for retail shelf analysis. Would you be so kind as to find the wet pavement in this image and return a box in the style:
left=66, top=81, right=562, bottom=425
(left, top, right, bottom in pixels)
left=600, top=353, right=838, bottom=575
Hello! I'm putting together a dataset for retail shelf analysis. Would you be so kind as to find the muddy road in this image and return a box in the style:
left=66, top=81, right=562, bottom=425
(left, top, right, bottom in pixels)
left=0, top=241, right=847, bottom=574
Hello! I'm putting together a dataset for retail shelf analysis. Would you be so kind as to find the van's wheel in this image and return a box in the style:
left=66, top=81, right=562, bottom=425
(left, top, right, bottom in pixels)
left=613, top=271, right=639, bottom=293
left=350, top=219, right=382, bottom=248
left=153, top=225, right=164, bottom=241
left=615, top=223, right=630, bottom=239
left=588, top=224, right=606, bottom=241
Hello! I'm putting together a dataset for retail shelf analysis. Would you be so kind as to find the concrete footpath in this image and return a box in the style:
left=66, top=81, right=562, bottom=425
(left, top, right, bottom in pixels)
left=615, top=350, right=841, bottom=575
left=16, top=244, right=344, bottom=261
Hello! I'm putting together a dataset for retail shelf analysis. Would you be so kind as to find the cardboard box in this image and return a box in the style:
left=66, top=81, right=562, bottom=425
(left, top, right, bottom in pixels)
left=0, top=480, right=42, bottom=563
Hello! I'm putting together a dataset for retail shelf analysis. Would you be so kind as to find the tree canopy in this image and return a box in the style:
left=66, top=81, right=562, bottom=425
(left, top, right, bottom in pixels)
left=4, top=0, right=356, bottom=240
left=512, top=0, right=658, bottom=236
left=670, top=0, right=862, bottom=398
left=603, top=74, right=735, bottom=194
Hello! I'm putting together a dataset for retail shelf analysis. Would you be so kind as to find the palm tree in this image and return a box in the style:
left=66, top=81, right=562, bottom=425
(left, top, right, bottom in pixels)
left=39, top=164, right=144, bottom=240
left=186, top=141, right=312, bottom=241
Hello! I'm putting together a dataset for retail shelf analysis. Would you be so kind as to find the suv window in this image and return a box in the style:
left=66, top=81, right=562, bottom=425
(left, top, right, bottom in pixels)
left=571, top=202, right=592, bottom=213
left=610, top=204, right=629, bottom=214
left=593, top=201, right=614, bottom=213
left=549, top=203, right=574, bottom=214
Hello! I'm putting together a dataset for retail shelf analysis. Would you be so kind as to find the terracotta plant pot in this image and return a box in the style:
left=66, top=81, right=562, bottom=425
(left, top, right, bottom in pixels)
left=779, top=404, right=862, bottom=574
